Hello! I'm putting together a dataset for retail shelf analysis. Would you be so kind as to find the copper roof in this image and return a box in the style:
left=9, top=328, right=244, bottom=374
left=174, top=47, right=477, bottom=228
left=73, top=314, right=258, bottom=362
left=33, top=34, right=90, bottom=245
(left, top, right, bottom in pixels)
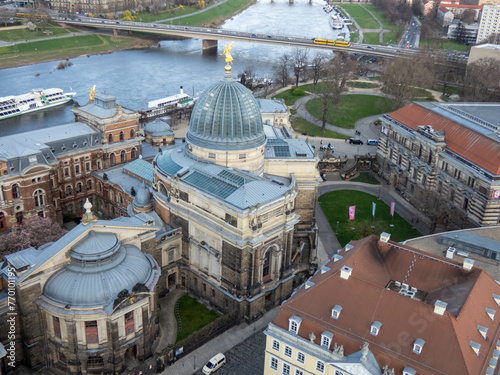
left=388, top=102, right=500, bottom=175
left=274, top=235, right=500, bottom=374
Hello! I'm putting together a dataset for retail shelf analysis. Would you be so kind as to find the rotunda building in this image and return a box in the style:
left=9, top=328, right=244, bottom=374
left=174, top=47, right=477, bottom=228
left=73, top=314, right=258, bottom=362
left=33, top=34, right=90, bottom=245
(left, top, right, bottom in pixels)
left=144, top=117, right=175, bottom=146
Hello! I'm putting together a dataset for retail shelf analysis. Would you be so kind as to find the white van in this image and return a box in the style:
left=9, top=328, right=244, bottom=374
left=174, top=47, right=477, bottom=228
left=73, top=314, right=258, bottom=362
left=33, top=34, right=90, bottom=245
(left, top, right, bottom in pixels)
left=202, top=353, right=226, bottom=374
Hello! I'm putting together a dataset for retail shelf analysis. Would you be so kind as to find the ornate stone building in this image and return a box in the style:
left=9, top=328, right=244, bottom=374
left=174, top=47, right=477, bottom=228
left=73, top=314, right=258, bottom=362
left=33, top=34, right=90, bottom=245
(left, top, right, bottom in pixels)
left=377, top=102, right=500, bottom=228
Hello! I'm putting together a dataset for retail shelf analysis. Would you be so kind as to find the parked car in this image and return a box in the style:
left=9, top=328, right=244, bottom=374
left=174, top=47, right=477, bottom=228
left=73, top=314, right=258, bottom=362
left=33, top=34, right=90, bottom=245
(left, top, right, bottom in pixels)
left=349, top=138, right=363, bottom=145
left=367, top=139, right=379, bottom=145
left=202, top=353, right=226, bottom=374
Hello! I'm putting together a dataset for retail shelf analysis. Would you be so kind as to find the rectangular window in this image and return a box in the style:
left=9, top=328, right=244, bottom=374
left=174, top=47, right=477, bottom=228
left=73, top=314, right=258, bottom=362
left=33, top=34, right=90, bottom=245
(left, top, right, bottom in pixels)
left=272, top=340, right=280, bottom=351
left=270, top=357, right=278, bottom=370
left=86, top=162, right=91, bottom=172
left=316, top=361, right=325, bottom=373
left=85, top=321, right=98, bottom=344
left=168, top=251, right=174, bottom=263
left=209, top=153, right=216, bottom=159
left=297, top=352, right=305, bottom=363
left=75, top=165, right=80, bottom=174
left=64, top=167, right=69, bottom=177
left=124, top=311, right=134, bottom=335
left=321, top=336, right=330, bottom=347
left=282, top=363, right=290, bottom=375
left=225, top=213, right=237, bottom=227
left=179, top=191, right=189, bottom=202
left=53, top=316, right=61, bottom=338
left=295, top=370, right=303, bottom=375
left=239, top=154, right=246, bottom=159
left=284, top=346, right=292, bottom=357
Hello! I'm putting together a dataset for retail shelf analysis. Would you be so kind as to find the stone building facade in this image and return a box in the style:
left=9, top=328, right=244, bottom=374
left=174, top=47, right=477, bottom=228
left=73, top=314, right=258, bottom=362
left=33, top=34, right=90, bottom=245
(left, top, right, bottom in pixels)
left=377, top=102, right=500, bottom=228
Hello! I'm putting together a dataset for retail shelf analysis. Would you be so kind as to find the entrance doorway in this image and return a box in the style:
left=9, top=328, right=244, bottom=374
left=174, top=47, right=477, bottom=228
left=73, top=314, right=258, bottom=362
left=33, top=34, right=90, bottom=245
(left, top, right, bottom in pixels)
left=168, top=273, right=176, bottom=288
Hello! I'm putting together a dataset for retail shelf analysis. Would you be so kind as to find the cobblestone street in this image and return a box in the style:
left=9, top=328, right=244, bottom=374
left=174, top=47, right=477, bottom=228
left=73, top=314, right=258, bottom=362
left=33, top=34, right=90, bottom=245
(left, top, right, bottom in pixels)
left=195, top=331, right=266, bottom=375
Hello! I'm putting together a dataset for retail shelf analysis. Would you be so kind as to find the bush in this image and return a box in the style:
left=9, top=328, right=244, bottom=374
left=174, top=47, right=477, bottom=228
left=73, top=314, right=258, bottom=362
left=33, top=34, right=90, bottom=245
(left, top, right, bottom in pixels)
left=292, top=88, right=306, bottom=97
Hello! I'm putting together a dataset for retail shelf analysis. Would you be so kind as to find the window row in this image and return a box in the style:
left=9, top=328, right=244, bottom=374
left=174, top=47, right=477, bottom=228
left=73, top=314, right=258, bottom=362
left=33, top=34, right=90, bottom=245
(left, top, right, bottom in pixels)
left=109, top=148, right=137, bottom=165
left=108, top=129, right=136, bottom=144
left=271, top=341, right=305, bottom=364
left=64, top=180, right=94, bottom=197
left=269, top=356, right=326, bottom=374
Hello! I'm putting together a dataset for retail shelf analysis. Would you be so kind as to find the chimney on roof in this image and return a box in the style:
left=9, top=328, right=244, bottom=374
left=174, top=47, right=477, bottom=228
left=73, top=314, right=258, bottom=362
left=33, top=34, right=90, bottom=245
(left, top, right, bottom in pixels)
left=463, top=258, right=474, bottom=271
left=380, top=232, right=391, bottom=243
left=434, top=300, right=448, bottom=316
left=340, top=266, right=352, bottom=280
left=445, top=247, right=456, bottom=259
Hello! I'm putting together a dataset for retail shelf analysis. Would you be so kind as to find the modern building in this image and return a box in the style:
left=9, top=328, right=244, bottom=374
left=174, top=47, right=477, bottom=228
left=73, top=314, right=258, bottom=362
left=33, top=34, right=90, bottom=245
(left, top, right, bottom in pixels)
left=0, top=205, right=174, bottom=374
left=469, top=43, right=500, bottom=64
left=264, top=232, right=500, bottom=374
left=477, top=4, right=500, bottom=43
left=447, top=20, right=479, bottom=44
left=150, top=64, right=320, bottom=319
left=376, top=101, right=500, bottom=228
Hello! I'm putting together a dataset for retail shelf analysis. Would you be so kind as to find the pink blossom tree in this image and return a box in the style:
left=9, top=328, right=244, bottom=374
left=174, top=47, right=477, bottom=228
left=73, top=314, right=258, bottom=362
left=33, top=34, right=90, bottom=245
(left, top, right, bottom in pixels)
left=0, top=217, right=68, bottom=260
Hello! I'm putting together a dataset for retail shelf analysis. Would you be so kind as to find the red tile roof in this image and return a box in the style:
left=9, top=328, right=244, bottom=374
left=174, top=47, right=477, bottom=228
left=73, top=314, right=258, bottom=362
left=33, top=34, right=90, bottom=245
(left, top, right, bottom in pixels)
left=274, top=235, right=500, bottom=374
left=389, top=103, right=500, bottom=175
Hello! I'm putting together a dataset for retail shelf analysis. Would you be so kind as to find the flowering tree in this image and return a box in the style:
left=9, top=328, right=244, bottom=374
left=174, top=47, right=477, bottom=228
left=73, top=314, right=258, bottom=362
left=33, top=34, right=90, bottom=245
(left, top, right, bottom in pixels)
left=0, top=217, right=68, bottom=260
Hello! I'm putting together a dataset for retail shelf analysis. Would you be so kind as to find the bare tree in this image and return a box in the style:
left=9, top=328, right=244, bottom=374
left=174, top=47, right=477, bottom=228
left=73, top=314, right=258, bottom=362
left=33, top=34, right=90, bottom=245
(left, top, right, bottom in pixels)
left=462, top=58, right=500, bottom=101
left=310, top=53, right=328, bottom=89
left=380, top=53, right=435, bottom=109
left=272, top=52, right=291, bottom=88
left=290, top=48, right=308, bottom=88
left=460, top=9, right=476, bottom=24
left=317, top=52, right=357, bottom=132
left=412, top=190, right=449, bottom=234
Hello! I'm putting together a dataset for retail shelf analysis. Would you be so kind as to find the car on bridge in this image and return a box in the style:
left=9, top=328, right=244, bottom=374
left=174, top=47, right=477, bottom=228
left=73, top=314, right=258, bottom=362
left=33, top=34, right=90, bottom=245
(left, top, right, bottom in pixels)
left=349, top=138, right=363, bottom=145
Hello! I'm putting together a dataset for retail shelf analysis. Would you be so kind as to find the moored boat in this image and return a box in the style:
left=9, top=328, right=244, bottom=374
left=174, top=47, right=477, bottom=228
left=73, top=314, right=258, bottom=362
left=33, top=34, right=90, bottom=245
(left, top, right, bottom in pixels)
left=139, top=86, right=196, bottom=123
left=0, top=88, right=76, bottom=120
left=329, top=13, right=345, bottom=30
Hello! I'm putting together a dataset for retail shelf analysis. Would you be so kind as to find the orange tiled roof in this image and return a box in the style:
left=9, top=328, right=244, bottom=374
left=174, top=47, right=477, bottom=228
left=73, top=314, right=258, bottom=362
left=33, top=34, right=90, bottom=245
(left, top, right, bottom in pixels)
left=389, top=102, right=500, bottom=175
left=274, top=235, right=500, bottom=374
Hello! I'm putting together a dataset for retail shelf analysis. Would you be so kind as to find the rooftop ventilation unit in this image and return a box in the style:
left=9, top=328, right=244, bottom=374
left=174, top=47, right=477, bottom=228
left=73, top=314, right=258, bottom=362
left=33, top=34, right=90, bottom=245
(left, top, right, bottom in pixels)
left=470, top=340, right=481, bottom=356
left=486, top=307, right=496, bottom=321
left=333, top=254, right=343, bottom=263
left=445, top=247, right=456, bottom=259
left=380, top=232, right=391, bottom=243
left=434, top=300, right=448, bottom=316
left=340, top=266, right=352, bottom=280
left=463, top=258, right=475, bottom=271
left=478, top=325, right=488, bottom=339
left=493, top=293, right=500, bottom=306
left=345, top=244, right=354, bottom=252
left=321, top=265, right=330, bottom=275
left=305, top=280, right=315, bottom=289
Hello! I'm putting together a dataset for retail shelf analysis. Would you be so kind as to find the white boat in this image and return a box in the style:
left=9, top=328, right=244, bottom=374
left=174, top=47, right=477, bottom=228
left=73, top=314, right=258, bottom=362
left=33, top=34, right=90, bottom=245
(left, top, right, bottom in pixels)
left=0, top=88, right=76, bottom=120
left=329, top=13, right=345, bottom=30
left=139, top=86, right=196, bottom=122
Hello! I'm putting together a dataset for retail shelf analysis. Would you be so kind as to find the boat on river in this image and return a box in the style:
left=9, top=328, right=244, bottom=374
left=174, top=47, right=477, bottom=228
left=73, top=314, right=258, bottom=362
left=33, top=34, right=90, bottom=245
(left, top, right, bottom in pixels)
left=0, top=88, right=76, bottom=120
left=139, top=86, right=196, bottom=123
left=329, top=13, right=345, bottom=30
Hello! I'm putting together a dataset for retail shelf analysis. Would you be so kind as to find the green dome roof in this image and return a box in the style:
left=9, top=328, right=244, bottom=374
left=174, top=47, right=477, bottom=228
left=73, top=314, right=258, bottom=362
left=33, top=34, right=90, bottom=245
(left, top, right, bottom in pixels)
left=186, top=75, right=266, bottom=151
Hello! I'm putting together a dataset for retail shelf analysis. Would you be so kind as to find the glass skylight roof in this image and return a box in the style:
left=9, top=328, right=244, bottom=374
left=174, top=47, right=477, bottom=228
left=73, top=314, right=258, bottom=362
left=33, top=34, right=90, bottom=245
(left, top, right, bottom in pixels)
left=184, top=171, right=238, bottom=199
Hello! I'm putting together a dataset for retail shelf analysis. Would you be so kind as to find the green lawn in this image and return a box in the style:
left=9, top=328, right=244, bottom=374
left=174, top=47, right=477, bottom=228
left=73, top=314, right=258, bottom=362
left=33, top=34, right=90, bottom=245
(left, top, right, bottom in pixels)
left=362, top=32, right=380, bottom=45
left=291, top=117, right=349, bottom=139
left=176, top=294, right=220, bottom=342
left=339, top=4, right=379, bottom=29
left=363, top=4, right=398, bottom=32
left=382, top=31, right=398, bottom=45
left=319, top=190, right=421, bottom=247
left=419, top=38, right=469, bottom=51
left=0, top=24, right=71, bottom=42
left=347, top=81, right=378, bottom=89
left=163, top=0, right=255, bottom=27
left=272, top=88, right=308, bottom=106
left=306, top=94, right=393, bottom=129
left=350, top=172, right=380, bottom=184
left=137, top=6, right=200, bottom=22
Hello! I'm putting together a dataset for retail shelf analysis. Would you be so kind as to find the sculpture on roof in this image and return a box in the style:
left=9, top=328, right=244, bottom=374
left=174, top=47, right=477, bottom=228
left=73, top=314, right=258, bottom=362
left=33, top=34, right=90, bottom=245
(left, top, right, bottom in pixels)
left=382, top=365, right=395, bottom=375
left=82, top=198, right=97, bottom=224
left=333, top=342, right=344, bottom=356
left=360, top=342, right=369, bottom=362
left=90, top=85, right=96, bottom=102
left=220, top=41, right=234, bottom=71
left=308, top=332, right=316, bottom=343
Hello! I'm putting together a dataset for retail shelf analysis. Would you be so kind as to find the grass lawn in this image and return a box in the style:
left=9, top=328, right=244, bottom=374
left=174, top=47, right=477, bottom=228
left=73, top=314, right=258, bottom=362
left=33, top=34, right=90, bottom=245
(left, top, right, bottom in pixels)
left=362, top=32, right=380, bottom=45
left=272, top=87, right=309, bottom=106
left=0, top=24, right=72, bottom=42
left=433, top=84, right=459, bottom=95
left=176, top=294, right=220, bottom=342
left=319, top=190, right=421, bottom=247
left=347, top=81, right=378, bottom=89
left=291, top=117, right=349, bottom=139
left=339, top=4, right=379, bottom=29
left=164, top=0, right=255, bottom=27
left=350, top=172, right=380, bottom=184
left=419, top=38, right=469, bottom=51
left=382, top=31, right=398, bottom=45
left=306, top=94, right=393, bottom=129
left=412, top=87, right=434, bottom=100
left=0, top=34, right=154, bottom=70
left=362, top=4, right=398, bottom=32
left=137, top=6, right=200, bottom=22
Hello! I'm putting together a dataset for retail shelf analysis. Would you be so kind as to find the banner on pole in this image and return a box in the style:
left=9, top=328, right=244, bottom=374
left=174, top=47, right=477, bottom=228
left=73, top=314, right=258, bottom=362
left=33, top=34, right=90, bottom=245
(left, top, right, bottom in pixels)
left=390, top=201, right=395, bottom=216
left=349, top=206, right=356, bottom=220
left=372, top=202, right=376, bottom=217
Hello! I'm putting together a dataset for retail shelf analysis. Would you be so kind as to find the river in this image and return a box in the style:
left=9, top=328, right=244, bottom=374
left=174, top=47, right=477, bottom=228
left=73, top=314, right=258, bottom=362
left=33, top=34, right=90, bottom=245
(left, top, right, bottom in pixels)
left=0, top=0, right=350, bottom=136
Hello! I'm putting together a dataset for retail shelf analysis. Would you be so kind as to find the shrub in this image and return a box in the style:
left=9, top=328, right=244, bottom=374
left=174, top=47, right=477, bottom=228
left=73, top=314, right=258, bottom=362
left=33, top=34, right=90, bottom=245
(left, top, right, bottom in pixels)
left=292, top=88, right=306, bottom=97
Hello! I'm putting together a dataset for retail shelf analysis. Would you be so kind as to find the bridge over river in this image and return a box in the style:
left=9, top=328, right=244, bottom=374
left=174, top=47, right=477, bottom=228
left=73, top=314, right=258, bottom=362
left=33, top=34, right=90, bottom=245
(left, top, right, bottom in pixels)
left=56, top=16, right=415, bottom=59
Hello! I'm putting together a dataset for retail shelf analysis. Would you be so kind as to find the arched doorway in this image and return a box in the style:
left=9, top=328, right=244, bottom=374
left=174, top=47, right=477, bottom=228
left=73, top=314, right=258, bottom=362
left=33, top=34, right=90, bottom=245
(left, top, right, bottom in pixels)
left=0, top=212, right=6, bottom=232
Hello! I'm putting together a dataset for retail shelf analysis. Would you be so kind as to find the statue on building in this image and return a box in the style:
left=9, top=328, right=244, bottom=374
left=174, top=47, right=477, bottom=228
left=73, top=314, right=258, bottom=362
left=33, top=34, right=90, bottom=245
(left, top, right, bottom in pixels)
left=90, top=85, right=96, bottom=102
left=333, top=342, right=344, bottom=356
left=220, top=41, right=234, bottom=71
left=309, top=332, right=316, bottom=343
left=360, top=342, right=369, bottom=362
left=382, top=365, right=395, bottom=375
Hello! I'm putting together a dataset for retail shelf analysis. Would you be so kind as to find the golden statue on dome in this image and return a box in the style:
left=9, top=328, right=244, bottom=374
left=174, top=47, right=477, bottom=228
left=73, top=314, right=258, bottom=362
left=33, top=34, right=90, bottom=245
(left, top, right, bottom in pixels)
left=220, top=42, right=234, bottom=72
left=89, top=85, right=96, bottom=102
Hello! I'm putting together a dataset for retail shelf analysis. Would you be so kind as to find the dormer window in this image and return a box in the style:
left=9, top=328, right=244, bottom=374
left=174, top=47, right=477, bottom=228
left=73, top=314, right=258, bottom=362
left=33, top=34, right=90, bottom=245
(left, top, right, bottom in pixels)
left=331, top=305, right=342, bottom=320
left=370, top=321, right=382, bottom=336
left=413, top=338, right=425, bottom=354
left=486, top=307, right=496, bottom=321
left=321, top=331, right=333, bottom=349
left=402, top=367, right=416, bottom=375
left=289, top=314, right=302, bottom=334
left=478, top=325, right=488, bottom=339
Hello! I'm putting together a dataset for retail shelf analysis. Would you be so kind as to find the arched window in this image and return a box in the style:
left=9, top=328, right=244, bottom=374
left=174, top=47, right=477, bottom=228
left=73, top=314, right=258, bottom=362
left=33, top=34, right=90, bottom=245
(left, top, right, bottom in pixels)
left=12, top=184, right=20, bottom=199
left=86, top=179, right=92, bottom=190
left=131, top=148, right=137, bottom=159
left=130, top=129, right=135, bottom=138
left=16, top=212, right=23, bottom=224
left=33, top=189, right=44, bottom=207
left=119, top=131, right=124, bottom=141
left=263, top=250, right=271, bottom=283
left=121, top=150, right=126, bottom=162
left=118, top=193, right=123, bottom=205
left=76, top=182, right=82, bottom=194
left=97, top=181, right=102, bottom=192
left=65, top=186, right=72, bottom=196
left=108, top=134, right=113, bottom=144
left=110, top=153, right=115, bottom=165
